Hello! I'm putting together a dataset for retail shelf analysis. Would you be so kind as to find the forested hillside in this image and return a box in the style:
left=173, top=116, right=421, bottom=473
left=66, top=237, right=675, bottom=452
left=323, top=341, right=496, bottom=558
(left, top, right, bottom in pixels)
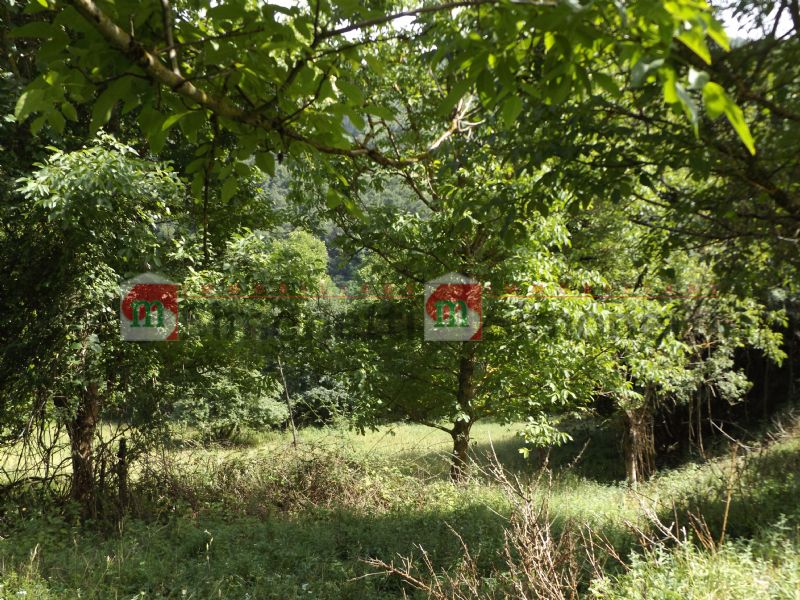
left=1, top=0, right=798, bottom=597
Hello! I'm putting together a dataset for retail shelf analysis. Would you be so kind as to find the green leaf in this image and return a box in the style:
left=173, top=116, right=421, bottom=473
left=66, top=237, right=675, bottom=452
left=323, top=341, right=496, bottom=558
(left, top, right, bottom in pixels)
left=675, top=83, right=699, bottom=134
left=592, top=72, right=621, bottom=98
left=179, top=110, right=206, bottom=142
left=47, top=109, right=65, bottom=134
left=138, top=105, right=165, bottom=140
left=90, top=79, right=132, bottom=134
left=161, top=111, right=191, bottom=131
left=702, top=81, right=726, bottom=119
left=342, top=195, right=365, bottom=220
left=544, top=31, right=556, bottom=52
left=547, top=74, right=572, bottom=105
left=337, top=80, right=364, bottom=105
left=330, top=104, right=365, bottom=131
left=438, top=80, right=471, bottom=117
left=364, top=104, right=394, bottom=120
left=704, top=15, right=730, bottom=51
left=10, top=22, right=59, bottom=38
left=221, top=178, right=238, bottom=202
left=230, top=161, right=245, bottom=177
left=631, top=58, right=664, bottom=87
left=662, top=68, right=678, bottom=104
left=186, top=158, right=205, bottom=174
left=15, top=89, right=44, bottom=122
left=500, top=95, right=523, bottom=128
left=702, top=82, right=755, bottom=155
left=90, top=100, right=113, bottom=134
left=61, top=101, right=78, bottom=122
left=678, top=28, right=711, bottom=64
left=255, top=152, right=276, bottom=176
left=364, top=54, right=384, bottom=76
left=30, top=114, right=47, bottom=135
left=725, top=106, right=756, bottom=155
left=326, top=188, right=345, bottom=209
left=191, top=172, right=204, bottom=198
left=333, top=0, right=360, bottom=17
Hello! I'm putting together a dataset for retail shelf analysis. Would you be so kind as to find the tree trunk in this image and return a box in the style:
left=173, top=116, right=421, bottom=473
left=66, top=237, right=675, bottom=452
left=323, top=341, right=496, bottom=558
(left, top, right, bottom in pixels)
left=66, top=383, right=100, bottom=518
left=450, top=418, right=472, bottom=482
left=449, top=344, right=476, bottom=483
left=624, top=426, right=638, bottom=486
left=277, top=354, right=298, bottom=447
left=116, top=437, right=128, bottom=515
left=623, top=402, right=655, bottom=487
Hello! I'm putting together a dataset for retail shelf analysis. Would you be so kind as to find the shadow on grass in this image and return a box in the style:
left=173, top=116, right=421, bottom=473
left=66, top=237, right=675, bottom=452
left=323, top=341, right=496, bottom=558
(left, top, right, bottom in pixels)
left=392, top=418, right=628, bottom=484
left=10, top=420, right=795, bottom=599
left=474, top=420, right=627, bottom=484
left=1, top=501, right=510, bottom=600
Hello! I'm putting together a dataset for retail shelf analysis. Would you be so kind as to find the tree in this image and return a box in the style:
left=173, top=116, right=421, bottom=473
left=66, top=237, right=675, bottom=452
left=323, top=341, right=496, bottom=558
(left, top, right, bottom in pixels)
left=176, top=228, right=337, bottom=440
left=0, top=135, right=183, bottom=515
left=567, top=196, right=787, bottom=483
left=549, top=0, right=800, bottom=282
left=10, top=0, right=753, bottom=199
left=306, top=124, right=620, bottom=480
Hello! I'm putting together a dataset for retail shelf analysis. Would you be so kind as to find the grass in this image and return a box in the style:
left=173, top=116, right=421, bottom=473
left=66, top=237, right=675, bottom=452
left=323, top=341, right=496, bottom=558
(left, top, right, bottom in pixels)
left=1, top=416, right=799, bottom=599
left=591, top=520, right=800, bottom=599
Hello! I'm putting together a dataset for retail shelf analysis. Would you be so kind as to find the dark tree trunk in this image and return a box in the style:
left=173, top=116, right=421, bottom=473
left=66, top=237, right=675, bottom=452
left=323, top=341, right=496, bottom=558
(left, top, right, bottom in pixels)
left=66, top=383, right=100, bottom=518
left=450, top=418, right=472, bottom=482
left=450, top=344, right=476, bottom=483
left=116, top=437, right=128, bottom=515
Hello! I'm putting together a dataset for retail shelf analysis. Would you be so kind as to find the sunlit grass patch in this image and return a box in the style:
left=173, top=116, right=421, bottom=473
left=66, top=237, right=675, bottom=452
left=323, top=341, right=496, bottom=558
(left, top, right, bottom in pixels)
left=591, top=521, right=800, bottom=599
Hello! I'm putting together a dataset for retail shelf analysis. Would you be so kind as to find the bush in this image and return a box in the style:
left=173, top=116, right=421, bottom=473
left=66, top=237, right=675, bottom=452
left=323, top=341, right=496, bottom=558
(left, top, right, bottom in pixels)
left=364, top=457, right=611, bottom=599
left=172, top=368, right=288, bottom=442
left=133, top=443, right=390, bottom=517
left=294, top=377, right=351, bottom=426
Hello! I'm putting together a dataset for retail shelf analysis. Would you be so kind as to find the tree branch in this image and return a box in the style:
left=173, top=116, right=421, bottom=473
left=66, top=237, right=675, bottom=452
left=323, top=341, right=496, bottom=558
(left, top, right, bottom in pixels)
left=410, top=418, right=454, bottom=434
left=318, top=0, right=555, bottom=41
left=66, top=0, right=249, bottom=121
left=159, top=0, right=180, bottom=75
left=65, top=0, right=472, bottom=168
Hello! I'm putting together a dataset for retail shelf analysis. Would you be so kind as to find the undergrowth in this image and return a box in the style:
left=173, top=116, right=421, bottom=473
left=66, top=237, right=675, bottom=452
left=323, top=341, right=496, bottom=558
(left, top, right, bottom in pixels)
left=0, top=415, right=798, bottom=599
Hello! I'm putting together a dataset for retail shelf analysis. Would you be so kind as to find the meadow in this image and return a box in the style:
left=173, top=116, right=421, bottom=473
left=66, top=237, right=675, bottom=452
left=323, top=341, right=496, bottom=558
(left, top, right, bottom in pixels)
left=1, top=416, right=798, bottom=599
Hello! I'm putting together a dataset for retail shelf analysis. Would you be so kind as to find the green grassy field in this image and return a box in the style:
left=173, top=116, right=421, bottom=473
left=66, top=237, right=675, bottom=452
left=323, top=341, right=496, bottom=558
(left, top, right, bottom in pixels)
left=1, top=418, right=798, bottom=599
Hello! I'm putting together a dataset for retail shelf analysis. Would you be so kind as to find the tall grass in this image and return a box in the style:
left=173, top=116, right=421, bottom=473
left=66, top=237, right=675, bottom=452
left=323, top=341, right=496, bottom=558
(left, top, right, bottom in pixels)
left=1, top=416, right=798, bottom=599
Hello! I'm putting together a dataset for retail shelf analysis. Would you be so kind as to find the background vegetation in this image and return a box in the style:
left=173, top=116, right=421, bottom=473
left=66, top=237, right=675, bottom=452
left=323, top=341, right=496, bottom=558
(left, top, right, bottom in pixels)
left=1, top=0, right=798, bottom=597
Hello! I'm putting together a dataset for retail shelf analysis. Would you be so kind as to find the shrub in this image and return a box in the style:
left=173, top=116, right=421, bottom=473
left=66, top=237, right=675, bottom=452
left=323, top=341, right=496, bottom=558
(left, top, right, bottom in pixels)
left=364, top=456, right=611, bottom=599
left=172, top=368, right=288, bottom=442
left=133, top=443, right=390, bottom=517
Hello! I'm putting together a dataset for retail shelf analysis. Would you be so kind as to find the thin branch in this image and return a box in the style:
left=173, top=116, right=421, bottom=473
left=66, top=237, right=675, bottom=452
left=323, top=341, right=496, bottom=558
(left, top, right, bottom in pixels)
left=155, top=27, right=266, bottom=54
left=159, top=0, right=180, bottom=75
left=411, top=419, right=455, bottom=434
left=318, top=0, right=556, bottom=41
